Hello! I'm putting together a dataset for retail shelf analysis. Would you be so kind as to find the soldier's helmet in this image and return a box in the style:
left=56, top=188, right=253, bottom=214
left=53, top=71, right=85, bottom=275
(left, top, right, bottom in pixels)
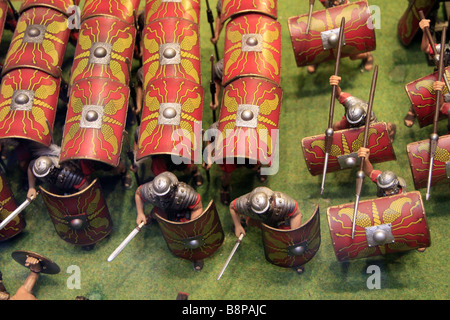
left=153, top=172, right=178, bottom=196
left=376, top=171, right=400, bottom=196
left=250, top=192, right=270, bottom=214
left=346, top=103, right=367, bottom=125
left=32, top=156, right=55, bottom=178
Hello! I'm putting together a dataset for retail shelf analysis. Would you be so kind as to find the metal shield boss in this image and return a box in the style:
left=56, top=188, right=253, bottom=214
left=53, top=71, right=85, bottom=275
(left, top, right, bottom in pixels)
left=40, top=179, right=112, bottom=246
left=153, top=200, right=224, bottom=261
left=288, top=0, right=376, bottom=68
left=261, top=205, right=321, bottom=269
left=327, top=191, right=431, bottom=262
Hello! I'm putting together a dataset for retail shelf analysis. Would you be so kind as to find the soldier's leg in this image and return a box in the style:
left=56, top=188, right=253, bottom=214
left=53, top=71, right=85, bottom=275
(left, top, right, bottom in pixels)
left=350, top=52, right=374, bottom=72
left=0, top=271, right=10, bottom=300
left=404, top=105, right=416, bottom=127
left=307, top=64, right=319, bottom=74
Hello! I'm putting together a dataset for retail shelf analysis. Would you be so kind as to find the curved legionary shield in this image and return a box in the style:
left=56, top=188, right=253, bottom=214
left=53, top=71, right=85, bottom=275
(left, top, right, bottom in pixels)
left=0, top=172, right=26, bottom=242
left=301, top=122, right=396, bottom=176
left=40, top=179, right=112, bottom=246
left=19, top=0, right=74, bottom=15
left=222, top=13, right=281, bottom=86
left=327, top=191, right=431, bottom=262
left=59, top=78, right=129, bottom=167
left=142, top=17, right=201, bottom=87
left=213, top=77, right=282, bottom=167
left=81, top=0, right=140, bottom=25
left=397, top=0, right=437, bottom=46
left=261, top=204, right=320, bottom=269
left=2, top=6, right=71, bottom=78
left=220, top=0, right=277, bottom=23
left=0, top=0, right=8, bottom=40
left=145, top=0, right=200, bottom=25
left=404, top=67, right=450, bottom=128
left=0, top=69, right=60, bottom=146
left=69, top=16, right=136, bottom=86
left=153, top=200, right=224, bottom=261
left=136, top=77, right=203, bottom=163
left=407, top=134, right=450, bottom=190
left=288, top=0, right=376, bottom=68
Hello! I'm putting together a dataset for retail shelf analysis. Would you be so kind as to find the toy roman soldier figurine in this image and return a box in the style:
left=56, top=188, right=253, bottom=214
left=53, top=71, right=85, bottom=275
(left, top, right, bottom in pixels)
left=229, top=187, right=302, bottom=238
left=329, top=75, right=397, bottom=142
left=221, top=187, right=321, bottom=275
left=135, top=171, right=206, bottom=270
left=357, top=147, right=407, bottom=197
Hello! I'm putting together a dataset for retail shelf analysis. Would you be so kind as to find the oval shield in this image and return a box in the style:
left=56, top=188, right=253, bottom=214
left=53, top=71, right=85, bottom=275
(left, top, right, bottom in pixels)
left=261, top=204, right=321, bottom=269
left=153, top=200, right=225, bottom=261
left=40, top=179, right=113, bottom=246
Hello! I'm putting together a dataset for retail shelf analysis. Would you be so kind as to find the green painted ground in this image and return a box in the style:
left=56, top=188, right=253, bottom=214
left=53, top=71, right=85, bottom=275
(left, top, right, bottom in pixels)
left=0, top=0, right=448, bottom=300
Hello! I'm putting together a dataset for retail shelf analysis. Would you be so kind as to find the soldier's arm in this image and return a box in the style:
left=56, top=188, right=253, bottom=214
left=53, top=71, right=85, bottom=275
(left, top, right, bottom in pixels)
left=21, top=257, right=41, bottom=296
left=135, top=188, right=147, bottom=226
left=357, top=147, right=374, bottom=177
left=289, top=208, right=302, bottom=230
left=419, top=18, right=432, bottom=54
left=189, top=196, right=203, bottom=220
left=26, top=163, right=37, bottom=199
left=229, top=201, right=246, bottom=238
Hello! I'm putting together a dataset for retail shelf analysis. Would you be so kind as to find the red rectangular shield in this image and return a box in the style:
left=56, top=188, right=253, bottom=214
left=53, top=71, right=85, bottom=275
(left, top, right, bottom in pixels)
left=301, top=122, right=396, bottom=176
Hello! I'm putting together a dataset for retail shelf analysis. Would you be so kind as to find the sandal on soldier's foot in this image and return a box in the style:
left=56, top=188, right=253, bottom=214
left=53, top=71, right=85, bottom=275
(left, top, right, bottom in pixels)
left=416, top=247, right=426, bottom=253
left=220, top=189, right=230, bottom=205
left=193, top=260, right=204, bottom=272
left=192, top=170, right=203, bottom=187
left=361, top=53, right=374, bottom=72
left=293, top=266, right=304, bottom=274
left=387, top=122, right=397, bottom=143
left=307, top=64, right=318, bottom=74
left=404, top=108, right=416, bottom=127
left=257, top=169, right=267, bottom=182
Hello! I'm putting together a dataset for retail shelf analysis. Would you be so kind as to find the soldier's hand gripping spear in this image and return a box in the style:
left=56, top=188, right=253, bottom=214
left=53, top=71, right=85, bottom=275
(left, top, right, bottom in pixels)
left=306, top=0, right=315, bottom=34
left=321, top=17, right=345, bottom=195
left=418, top=10, right=450, bottom=91
left=206, top=0, right=220, bottom=61
left=426, top=27, right=447, bottom=201
left=351, top=64, right=378, bottom=239
left=216, top=233, right=244, bottom=280
left=0, top=191, right=40, bottom=231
